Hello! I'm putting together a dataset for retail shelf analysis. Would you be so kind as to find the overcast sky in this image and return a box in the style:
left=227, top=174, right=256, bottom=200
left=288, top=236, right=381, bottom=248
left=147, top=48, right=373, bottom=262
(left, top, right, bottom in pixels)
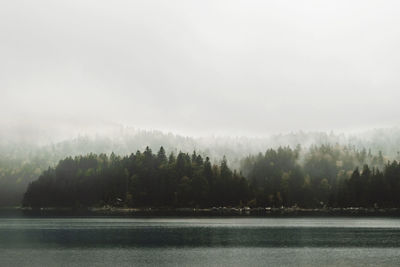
left=1, top=0, right=400, bottom=138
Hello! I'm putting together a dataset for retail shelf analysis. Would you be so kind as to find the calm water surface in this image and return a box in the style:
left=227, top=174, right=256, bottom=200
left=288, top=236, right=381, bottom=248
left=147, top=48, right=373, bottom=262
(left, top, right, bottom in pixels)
left=1, top=217, right=400, bottom=266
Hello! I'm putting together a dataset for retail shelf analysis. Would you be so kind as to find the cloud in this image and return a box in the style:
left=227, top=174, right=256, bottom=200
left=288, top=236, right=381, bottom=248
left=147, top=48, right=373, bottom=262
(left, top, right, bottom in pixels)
left=1, top=0, right=400, bottom=137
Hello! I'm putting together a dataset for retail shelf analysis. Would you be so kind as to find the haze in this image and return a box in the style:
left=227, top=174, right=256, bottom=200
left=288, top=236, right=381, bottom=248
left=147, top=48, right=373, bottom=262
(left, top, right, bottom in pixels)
left=1, top=0, right=400, bottom=139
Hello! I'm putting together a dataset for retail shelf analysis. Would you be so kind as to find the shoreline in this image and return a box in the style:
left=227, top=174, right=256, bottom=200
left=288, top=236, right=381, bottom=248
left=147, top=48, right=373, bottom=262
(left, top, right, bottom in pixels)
left=2, top=206, right=400, bottom=217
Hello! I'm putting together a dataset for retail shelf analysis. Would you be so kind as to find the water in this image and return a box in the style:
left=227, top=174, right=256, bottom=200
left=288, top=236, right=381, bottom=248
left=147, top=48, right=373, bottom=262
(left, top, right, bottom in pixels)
left=1, top=217, right=400, bottom=266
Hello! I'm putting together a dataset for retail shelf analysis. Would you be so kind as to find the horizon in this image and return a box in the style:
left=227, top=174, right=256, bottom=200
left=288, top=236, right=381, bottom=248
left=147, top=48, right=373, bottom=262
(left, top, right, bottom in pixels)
left=2, top=122, right=400, bottom=146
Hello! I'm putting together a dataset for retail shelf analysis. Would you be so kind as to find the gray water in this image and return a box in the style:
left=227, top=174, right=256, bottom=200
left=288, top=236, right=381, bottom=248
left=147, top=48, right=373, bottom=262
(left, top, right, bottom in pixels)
left=1, top=217, right=400, bottom=266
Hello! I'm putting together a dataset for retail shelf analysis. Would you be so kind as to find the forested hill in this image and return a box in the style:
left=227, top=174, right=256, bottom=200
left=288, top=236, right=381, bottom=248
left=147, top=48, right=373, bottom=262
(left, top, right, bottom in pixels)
left=3, top=127, right=400, bottom=207
left=23, top=146, right=400, bottom=208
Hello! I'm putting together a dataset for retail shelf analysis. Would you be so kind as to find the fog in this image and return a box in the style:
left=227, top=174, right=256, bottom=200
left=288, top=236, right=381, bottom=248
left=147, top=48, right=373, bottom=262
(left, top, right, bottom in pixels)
left=1, top=0, right=400, bottom=139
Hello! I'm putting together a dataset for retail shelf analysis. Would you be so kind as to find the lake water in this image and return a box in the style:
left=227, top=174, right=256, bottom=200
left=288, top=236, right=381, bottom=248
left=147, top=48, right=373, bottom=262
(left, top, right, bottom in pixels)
left=1, top=217, right=400, bottom=266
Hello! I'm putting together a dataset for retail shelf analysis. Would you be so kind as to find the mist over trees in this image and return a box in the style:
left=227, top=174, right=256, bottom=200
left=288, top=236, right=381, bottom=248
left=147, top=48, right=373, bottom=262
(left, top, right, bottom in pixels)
left=23, top=144, right=399, bottom=209
left=2, top=128, right=400, bottom=207
left=241, top=145, right=387, bottom=207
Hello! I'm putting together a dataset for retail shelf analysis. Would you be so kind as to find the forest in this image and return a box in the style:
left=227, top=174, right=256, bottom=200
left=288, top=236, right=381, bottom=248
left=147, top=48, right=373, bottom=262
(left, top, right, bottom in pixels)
left=3, top=128, right=400, bottom=207
left=22, top=145, right=400, bottom=208
left=23, top=147, right=250, bottom=208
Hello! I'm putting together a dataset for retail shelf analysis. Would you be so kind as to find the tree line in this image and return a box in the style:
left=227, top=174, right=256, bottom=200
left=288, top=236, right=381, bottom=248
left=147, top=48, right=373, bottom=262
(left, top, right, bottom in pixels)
left=2, top=129, right=400, bottom=207
left=22, top=145, right=400, bottom=208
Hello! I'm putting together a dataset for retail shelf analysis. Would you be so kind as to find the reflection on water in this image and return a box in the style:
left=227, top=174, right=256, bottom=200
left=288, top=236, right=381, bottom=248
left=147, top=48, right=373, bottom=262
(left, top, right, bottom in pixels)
left=1, top=217, right=400, bottom=266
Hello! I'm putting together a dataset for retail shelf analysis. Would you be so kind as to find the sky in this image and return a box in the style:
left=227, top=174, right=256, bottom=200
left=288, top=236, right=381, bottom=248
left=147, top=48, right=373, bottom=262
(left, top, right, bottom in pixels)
left=1, top=0, right=400, bottom=139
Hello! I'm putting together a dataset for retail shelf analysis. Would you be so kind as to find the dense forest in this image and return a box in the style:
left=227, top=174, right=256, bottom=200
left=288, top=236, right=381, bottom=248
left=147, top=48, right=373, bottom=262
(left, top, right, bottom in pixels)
left=23, top=145, right=400, bottom=208
left=3, top=128, right=400, bottom=207
left=23, top=147, right=250, bottom=208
